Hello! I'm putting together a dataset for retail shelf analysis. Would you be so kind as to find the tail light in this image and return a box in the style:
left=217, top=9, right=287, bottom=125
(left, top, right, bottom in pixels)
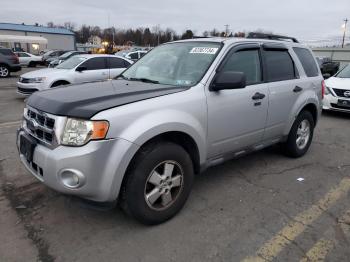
left=11, top=54, right=19, bottom=64
left=321, top=80, right=325, bottom=99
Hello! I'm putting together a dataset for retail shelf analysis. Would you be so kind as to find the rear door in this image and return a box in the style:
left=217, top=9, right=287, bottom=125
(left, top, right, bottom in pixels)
left=262, top=44, right=304, bottom=140
left=74, top=57, right=109, bottom=83
left=206, top=44, right=269, bottom=158
left=107, top=57, right=130, bottom=79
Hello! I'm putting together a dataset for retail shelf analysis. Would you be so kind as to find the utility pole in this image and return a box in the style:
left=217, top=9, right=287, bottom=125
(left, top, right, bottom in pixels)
left=342, top=18, right=348, bottom=48
left=224, top=24, right=229, bottom=37
left=157, top=24, right=160, bottom=46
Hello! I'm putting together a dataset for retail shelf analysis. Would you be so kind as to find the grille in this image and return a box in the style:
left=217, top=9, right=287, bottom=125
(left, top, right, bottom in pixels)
left=17, top=87, right=38, bottom=94
left=24, top=108, right=56, bottom=145
left=331, top=103, right=350, bottom=111
left=332, top=88, right=350, bottom=98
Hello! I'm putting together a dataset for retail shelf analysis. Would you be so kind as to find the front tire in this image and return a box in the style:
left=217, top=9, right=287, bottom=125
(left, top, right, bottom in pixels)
left=121, top=142, right=194, bottom=225
left=283, top=111, right=314, bottom=158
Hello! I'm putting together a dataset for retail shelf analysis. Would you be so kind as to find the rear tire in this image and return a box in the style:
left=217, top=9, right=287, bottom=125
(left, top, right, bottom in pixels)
left=282, top=111, right=314, bottom=158
left=0, top=65, right=10, bottom=78
left=28, top=61, right=37, bottom=67
left=121, top=142, right=194, bottom=225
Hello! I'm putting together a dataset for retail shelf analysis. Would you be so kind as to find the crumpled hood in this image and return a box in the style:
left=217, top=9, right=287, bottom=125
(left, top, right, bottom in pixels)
left=325, top=77, right=350, bottom=90
left=21, top=68, right=69, bottom=78
left=26, top=79, right=189, bottom=119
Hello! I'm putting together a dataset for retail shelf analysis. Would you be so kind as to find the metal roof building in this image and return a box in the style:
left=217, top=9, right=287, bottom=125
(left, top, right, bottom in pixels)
left=0, top=23, right=76, bottom=54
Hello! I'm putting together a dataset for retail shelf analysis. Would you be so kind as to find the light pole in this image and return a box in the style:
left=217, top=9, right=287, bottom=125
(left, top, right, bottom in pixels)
left=342, top=18, right=348, bottom=48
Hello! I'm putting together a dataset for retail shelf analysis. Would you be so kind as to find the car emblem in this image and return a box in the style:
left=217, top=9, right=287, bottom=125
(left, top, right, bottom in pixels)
left=344, top=91, right=350, bottom=97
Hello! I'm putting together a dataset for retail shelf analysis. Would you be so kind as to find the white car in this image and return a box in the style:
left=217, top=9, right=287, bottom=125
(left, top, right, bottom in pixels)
left=17, top=54, right=133, bottom=96
left=115, top=50, right=148, bottom=61
left=323, top=64, right=350, bottom=113
left=15, top=52, right=42, bottom=67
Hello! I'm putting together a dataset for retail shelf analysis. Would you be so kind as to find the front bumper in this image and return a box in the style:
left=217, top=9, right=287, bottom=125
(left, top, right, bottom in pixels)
left=16, top=82, right=43, bottom=96
left=323, top=94, right=350, bottom=113
left=17, top=128, right=139, bottom=202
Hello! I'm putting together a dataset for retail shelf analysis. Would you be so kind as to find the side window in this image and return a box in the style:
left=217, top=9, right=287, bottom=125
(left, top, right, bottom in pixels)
left=293, top=48, right=319, bottom=77
left=123, top=60, right=131, bottom=67
left=108, top=57, right=126, bottom=68
left=129, top=52, right=139, bottom=60
left=221, top=49, right=262, bottom=85
left=140, top=52, right=146, bottom=58
left=21, top=53, right=31, bottom=57
left=264, top=50, right=296, bottom=82
left=81, top=57, right=107, bottom=70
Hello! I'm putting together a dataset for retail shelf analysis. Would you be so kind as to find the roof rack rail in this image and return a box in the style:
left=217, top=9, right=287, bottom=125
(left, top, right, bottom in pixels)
left=246, top=32, right=299, bottom=43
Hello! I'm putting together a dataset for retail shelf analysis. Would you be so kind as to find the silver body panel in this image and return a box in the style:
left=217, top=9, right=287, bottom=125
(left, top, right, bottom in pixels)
left=17, top=38, right=323, bottom=202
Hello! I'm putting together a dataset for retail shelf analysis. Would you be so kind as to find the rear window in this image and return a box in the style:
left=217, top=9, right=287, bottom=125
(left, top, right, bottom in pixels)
left=293, top=48, right=319, bottom=77
left=264, top=50, right=296, bottom=82
left=0, top=49, right=14, bottom=56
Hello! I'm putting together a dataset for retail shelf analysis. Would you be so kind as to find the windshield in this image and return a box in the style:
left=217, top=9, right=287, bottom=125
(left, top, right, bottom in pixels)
left=121, top=42, right=222, bottom=87
left=59, top=51, right=74, bottom=59
left=56, top=56, right=87, bottom=69
left=335, top=64, right=350, bottom=78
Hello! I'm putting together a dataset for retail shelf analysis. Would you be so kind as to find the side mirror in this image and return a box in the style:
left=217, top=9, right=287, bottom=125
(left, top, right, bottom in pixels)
left=322, top=73, right=331, bottom=79
left=210, top=71, right=246, bottom=91
left=76, top=66, right=87, bottom=72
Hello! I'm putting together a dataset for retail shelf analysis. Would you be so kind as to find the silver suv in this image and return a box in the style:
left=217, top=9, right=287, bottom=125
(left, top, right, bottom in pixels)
left=17, top=36, right=323, bottom=224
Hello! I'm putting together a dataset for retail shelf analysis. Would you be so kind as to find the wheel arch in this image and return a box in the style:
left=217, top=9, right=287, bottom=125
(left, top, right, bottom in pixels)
left=50, top=79, right=71, bottom=88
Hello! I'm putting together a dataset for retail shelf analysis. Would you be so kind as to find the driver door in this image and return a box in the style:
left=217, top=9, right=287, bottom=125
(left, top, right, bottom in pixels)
left=74, top=57, right=109, bottom=83
left=206, top=44, right=269, bottom=158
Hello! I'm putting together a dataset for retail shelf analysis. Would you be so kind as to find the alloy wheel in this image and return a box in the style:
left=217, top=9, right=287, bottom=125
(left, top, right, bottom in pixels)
left=144, top=160, right=184, bottom=211
left=296, top=119, right=311, bottom=150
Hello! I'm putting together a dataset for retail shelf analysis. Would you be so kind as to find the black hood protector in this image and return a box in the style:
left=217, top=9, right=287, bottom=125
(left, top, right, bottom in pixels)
left=27, top=80, right=188, bottom=119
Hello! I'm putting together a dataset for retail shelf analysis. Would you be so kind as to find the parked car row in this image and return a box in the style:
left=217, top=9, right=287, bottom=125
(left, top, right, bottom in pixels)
left=17, top=54, right=133, bottom=95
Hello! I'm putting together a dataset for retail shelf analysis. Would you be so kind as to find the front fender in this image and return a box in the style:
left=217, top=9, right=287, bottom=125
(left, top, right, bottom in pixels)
left=116, top=109, right=207, bottom=165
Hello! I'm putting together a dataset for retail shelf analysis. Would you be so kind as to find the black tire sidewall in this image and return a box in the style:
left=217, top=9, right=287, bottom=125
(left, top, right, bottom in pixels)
left=286, top=111, right=314, bottom=157
left=125, top=142, right=194, bottom=225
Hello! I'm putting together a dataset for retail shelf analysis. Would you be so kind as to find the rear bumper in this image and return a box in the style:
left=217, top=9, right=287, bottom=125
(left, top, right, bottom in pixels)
left=17, top=128, right=140, bottom=202
left=323, top=94, right=350, bottom=113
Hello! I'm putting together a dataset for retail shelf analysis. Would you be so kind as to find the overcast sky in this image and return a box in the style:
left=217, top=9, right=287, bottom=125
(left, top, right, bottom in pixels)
left=1, top=0, right=349, bottom=40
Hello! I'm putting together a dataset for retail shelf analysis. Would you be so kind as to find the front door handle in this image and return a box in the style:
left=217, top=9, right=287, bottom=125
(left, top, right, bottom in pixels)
left=293, top=86, right=303, bottom=93
left=252, top=92, right=266, bottom=100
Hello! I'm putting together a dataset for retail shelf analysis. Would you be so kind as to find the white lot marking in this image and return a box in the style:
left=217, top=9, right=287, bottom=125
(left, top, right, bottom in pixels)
left=0, top=120, right=21, bottom=129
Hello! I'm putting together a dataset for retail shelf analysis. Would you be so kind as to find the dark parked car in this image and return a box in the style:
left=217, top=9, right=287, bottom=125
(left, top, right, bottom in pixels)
left=0, top=46, right=21, bottom=78
left=316, top=57, right=340, bottom=76
left=48, top=51, right=87, bottom=68
left=42, top=50, right=69, bottom=66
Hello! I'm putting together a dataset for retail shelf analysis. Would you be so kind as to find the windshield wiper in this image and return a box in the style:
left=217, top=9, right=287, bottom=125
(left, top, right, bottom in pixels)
left=117, top=74, right=128, bottom=80
left=129, top=77, right=159, bottom=84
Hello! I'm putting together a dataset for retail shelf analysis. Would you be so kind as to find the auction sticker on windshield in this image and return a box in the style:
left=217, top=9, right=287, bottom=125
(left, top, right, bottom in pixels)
left=189, top=47, right=218, bottom=54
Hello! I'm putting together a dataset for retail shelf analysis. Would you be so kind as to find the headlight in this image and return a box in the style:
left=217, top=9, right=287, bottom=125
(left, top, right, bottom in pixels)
left=27, top=77, right=47, bottom=83
left=325, top=86, right=333, bottom=96
left=61, top=118, right=109, bottom=146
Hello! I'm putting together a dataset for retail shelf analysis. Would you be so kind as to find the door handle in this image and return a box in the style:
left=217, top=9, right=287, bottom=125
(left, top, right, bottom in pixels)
left=252, top=92, right=266, bottom=100
left=293, top=86, right=303, bottom=93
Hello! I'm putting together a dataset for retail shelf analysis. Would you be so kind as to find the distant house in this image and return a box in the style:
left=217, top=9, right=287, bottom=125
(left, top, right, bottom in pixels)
left=88, top=35, right=102, bottom=46
left=0, top=23, right=76, bottom=54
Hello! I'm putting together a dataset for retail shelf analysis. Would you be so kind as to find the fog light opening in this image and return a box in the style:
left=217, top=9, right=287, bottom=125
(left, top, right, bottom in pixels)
left=60, top=169, right=85, bottom=189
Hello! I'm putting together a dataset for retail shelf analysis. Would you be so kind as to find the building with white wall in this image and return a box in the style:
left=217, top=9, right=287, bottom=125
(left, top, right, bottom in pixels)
left=0, top=23, right=75, bottom=54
